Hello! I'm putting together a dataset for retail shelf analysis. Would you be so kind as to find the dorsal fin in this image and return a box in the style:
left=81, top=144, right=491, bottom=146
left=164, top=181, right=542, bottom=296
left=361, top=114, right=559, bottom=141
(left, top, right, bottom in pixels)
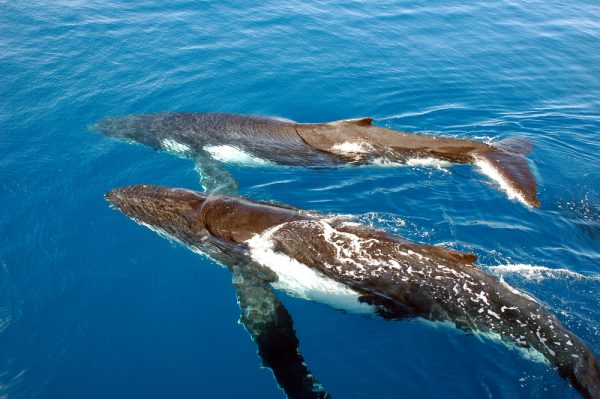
left=332, top=117, right=373, bottom=127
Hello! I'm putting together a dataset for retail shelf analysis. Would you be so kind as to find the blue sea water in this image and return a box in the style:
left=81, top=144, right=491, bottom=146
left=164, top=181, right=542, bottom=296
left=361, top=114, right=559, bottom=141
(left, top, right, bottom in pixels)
left=1, top=1, right=600, bottom=397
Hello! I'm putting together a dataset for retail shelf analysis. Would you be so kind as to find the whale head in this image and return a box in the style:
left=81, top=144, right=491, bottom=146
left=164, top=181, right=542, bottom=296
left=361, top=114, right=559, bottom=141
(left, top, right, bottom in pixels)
left=106, top=185, right=210, bottom=244
left=91, top=115, right=165, bottom=150
left=106, top=185, right=309, bottom=246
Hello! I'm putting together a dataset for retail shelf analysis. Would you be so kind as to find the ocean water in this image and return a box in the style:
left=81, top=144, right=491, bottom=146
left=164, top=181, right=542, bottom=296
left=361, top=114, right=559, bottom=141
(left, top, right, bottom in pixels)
left=1, top=1, right=599, bottom=398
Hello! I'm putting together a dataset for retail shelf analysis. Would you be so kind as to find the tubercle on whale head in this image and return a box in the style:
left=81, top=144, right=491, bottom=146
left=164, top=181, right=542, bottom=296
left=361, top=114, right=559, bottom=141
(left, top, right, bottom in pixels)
left=105, top=185, right=210, bottom=243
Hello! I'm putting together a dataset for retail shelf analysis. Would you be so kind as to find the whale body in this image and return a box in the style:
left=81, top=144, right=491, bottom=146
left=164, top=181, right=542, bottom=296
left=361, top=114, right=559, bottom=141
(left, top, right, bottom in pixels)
left=105, top=185, right=598, bottom=398
left=94, top=112, right=541, bottom=207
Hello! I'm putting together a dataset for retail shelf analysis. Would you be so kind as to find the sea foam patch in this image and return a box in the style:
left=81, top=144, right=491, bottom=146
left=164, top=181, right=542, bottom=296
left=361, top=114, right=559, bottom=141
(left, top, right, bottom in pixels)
left=331, top=140, right=375, bottom=161
left=489, top=264, right=600, bottom=282
left=365, top=156, right=451, bottom=170
left=331, top=141, right=374, bottom=154
left=246, top=226, right=373, bottom=314
left=405, top=157, right=452, bottom=170
left=204, top=145, right=272, bottom=166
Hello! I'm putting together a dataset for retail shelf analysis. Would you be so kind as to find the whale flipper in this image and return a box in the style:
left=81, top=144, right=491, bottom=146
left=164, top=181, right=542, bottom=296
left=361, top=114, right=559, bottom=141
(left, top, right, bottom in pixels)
left=195, top=151, right=239, bottom=194
left=230, top=261, right=331, bottom=399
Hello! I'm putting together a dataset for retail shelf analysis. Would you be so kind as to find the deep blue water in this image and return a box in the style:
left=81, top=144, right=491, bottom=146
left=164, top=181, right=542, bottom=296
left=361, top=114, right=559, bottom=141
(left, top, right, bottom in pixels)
left=1, top=1, right=600, bottom=398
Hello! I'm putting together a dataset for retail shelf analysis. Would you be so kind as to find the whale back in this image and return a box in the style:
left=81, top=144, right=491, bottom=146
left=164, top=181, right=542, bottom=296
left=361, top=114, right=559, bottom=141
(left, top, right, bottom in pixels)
left=295, top=118, right=486, bottom=163
left=199, top=195, right=310, bottom=243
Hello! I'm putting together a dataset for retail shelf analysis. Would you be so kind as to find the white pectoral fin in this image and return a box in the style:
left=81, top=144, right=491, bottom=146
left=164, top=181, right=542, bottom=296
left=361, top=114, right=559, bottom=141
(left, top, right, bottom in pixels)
left=230, top=262, right=331, bottom=399
left=195, top=151, right=239, bottom=194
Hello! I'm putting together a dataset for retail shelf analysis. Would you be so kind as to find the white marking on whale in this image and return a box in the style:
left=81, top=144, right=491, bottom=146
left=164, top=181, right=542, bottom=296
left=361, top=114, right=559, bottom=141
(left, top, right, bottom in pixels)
left=331, top=140, right=452, bottom=171
left=161, top=138, right=193, bottom=157
left=204, top=145, right=273, bottom=166
left=247, top=225, right=373, bottom=314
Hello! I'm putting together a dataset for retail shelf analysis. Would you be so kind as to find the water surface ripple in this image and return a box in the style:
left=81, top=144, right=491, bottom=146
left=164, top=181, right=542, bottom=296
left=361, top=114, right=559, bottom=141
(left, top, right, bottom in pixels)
left=1, top=1, right=599, bottom=398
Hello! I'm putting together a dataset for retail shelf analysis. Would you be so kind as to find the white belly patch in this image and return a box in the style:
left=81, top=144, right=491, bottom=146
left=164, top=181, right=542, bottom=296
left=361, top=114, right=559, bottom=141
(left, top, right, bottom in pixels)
left=203, top=145, right=273, bottom=166
left=246, top=227, right=373, bottom=314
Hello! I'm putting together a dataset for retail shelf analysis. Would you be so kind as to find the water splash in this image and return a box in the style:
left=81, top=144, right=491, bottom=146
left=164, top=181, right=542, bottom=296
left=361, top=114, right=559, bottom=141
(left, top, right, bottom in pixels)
left=488, top=264, right=600, bottom=282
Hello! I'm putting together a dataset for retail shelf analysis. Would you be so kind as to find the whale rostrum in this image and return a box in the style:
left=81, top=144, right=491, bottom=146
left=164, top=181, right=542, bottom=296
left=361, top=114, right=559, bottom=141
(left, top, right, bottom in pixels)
left=105, top=185, right=598, bottom=398
left=94, top=113, right=541, bottom=207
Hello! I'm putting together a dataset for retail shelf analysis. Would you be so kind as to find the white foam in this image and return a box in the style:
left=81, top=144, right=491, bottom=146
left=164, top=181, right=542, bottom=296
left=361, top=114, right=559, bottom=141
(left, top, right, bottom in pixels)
left=249, top=179, right=295, bottom=189
left=475, top=158, right=529, bottom=207
left=498, top=275, right=539, bottom=303
left=405, top=157, right=452, bottom=170
left=365, top=156, right=451, bottom=171
left=380, top=104, right=467, bottom=120
left=489, top=264, right=600, bottom=282
left=331, top=141, right=374, bottom=160
left=367, top=157, right=404, bottom=167
left=246, top=227, right=373, bottom=314
left=204, top=145, right=273, bottom=166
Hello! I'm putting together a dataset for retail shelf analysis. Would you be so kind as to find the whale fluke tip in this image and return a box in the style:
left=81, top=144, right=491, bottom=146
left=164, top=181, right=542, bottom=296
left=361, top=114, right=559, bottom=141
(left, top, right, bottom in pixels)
left=476, top=142, right=541, bottom=208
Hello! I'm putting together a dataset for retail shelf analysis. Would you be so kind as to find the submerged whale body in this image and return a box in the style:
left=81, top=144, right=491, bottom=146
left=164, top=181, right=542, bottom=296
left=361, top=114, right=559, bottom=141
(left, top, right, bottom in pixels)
left=94, top=112, right=541, bottom=207
left=106, top=185, right=598, bottom=399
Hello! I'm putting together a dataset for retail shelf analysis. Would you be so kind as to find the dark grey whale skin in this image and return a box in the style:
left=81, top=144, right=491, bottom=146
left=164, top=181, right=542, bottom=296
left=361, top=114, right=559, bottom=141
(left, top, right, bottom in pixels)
left=94, top=112, right=541, bottom=207
left=106, top=185, right=598, bottom=399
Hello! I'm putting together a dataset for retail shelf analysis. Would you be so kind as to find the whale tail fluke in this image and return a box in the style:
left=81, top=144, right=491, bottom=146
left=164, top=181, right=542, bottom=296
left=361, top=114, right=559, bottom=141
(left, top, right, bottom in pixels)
left=475, top=138, right=541, bottom=208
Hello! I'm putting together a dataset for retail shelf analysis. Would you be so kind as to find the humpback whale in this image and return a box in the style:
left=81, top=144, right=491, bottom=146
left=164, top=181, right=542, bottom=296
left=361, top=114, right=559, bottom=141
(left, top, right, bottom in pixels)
left=93, top=112, right=541, bottom=207
left=105, top=185, right=598, bottom=398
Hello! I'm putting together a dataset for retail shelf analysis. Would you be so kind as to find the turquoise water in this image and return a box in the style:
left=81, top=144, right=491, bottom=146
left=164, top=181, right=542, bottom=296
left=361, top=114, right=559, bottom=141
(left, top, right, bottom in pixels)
left=1, top=1, right=599, bottom=398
